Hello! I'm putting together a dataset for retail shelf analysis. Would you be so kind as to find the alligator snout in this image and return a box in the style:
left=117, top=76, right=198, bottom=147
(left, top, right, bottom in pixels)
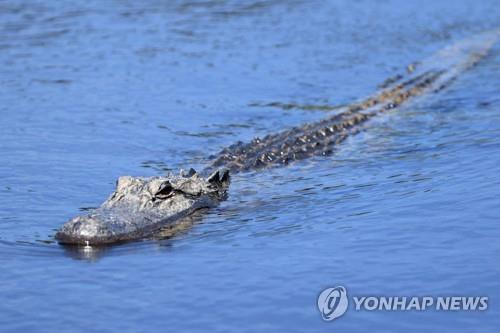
left=55, top=213, right=119, bottom=245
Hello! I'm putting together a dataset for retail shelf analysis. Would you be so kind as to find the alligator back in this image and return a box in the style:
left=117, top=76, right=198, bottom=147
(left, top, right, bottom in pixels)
left=207, top=28, right=500, bottom=173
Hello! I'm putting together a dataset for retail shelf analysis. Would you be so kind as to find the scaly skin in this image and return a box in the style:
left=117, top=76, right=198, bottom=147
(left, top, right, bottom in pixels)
left=56, top=29, right=500, bottom=246
left=56, top=169, right=229, bottom=245
left=208, top=28, right=499, bottom=173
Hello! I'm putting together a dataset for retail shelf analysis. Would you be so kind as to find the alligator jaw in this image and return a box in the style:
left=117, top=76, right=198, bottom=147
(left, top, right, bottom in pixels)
left=55, top=169, right=230, bottom=245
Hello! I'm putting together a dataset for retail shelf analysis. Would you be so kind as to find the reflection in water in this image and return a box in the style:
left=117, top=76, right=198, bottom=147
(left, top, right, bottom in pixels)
left=61, top=243, right=109, bottom=262
left=1, top=0, right=500, bottom=332
left=153, top=208, right=210, bottom=240
left=59, top=240, right=179, bottom=261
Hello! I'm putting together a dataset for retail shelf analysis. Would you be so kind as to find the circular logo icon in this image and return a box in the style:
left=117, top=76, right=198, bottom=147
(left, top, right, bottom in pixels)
left=317, top=286, right=348, bottom=321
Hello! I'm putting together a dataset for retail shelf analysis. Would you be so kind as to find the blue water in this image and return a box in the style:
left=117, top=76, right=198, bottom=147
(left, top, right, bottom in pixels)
left=1, top=1, right=499, bottom=332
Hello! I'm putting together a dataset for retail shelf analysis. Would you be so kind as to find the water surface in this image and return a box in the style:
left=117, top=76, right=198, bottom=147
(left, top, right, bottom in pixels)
left=0, top=1, right=499, bottom=332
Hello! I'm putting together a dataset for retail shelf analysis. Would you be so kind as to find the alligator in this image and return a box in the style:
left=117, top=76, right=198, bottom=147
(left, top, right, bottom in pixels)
left=55, top=28, right=500, bottom=245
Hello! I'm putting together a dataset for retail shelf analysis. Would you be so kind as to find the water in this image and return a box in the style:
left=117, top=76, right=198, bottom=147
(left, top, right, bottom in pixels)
left=0, top=0, right=499, bottom=331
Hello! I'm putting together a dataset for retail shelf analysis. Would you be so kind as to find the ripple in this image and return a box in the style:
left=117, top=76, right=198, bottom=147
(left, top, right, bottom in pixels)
left=0, top=0, right=499, bottom=331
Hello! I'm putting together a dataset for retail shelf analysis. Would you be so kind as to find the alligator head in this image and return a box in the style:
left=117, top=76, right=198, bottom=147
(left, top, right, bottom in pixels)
left=55, top=168, right=230, bottom=245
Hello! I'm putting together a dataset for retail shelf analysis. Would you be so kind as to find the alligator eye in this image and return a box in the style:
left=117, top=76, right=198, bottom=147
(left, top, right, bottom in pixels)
left=154, top=182, right=174, bottom=199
